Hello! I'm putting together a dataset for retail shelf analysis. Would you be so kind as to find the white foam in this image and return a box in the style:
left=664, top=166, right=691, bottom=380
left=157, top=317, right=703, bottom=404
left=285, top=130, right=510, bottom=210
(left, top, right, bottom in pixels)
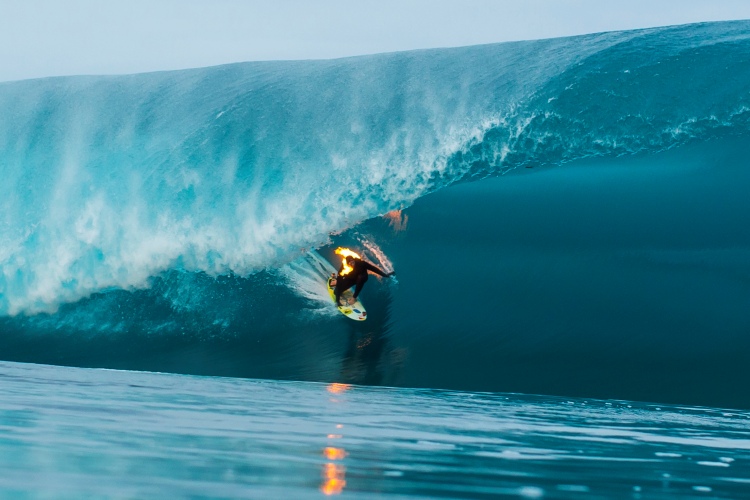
left=359, top=238, right=395, bottom=275
left=517, top=486, right=544, bottom=498
left=278, top=251, right=338, bottom=314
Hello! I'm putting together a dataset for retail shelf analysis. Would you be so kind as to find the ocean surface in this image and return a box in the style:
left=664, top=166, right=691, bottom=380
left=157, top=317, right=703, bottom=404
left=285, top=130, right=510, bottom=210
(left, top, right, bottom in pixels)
left=1, top=20, right=750, bottom=497
left=1, top=361, right=749, bottom=499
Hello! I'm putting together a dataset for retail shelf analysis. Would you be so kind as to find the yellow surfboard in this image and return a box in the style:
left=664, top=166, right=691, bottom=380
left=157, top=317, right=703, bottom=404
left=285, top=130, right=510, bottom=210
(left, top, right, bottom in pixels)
left=327, top=275, right=367, bottom=321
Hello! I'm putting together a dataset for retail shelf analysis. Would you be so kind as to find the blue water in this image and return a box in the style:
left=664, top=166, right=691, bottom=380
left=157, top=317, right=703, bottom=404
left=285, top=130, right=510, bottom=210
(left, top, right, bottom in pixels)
left=1, top=361, right=749, bottom=499
left=1, top=20, right=750, bottom=497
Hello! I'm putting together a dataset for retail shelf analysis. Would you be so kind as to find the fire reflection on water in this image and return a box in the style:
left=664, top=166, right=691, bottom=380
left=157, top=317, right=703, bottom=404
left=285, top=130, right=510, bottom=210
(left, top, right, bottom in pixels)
left=323, top=446, right=347, bottom=461
left=320, top=383, right=351, bottom=495
left=384, top=209, right=408, bottom=232
left=327, top=383, right=351, bottom=395
left=321, top=462, right=346, bottom=496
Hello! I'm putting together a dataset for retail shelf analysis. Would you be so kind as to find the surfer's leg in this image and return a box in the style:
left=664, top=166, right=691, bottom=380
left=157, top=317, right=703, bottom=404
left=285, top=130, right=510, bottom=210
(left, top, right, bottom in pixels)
left=334, top=277, right=354, bottom=305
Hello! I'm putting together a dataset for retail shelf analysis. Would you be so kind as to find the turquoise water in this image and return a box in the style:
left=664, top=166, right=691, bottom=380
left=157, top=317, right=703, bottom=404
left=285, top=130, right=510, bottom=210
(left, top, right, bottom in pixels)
left=1, top=361, right=748, bottom=498
left=2, top=20, right=750, bottom=497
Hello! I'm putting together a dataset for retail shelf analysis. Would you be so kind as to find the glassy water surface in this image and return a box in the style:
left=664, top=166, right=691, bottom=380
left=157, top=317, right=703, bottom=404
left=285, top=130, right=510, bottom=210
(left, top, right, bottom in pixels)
left=1, top=361, right=748, bottom=499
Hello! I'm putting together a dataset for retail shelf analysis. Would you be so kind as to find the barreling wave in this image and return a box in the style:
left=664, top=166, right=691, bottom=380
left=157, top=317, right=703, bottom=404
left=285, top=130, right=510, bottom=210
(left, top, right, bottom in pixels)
left=0, top=20, right=749, bottom=316
left=1, top=21, right=750, bottom=409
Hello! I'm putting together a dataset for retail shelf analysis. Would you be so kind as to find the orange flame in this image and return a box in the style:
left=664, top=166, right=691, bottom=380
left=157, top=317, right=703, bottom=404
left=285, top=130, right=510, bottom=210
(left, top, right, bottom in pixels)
left=334, top=247, right=361, bottom=276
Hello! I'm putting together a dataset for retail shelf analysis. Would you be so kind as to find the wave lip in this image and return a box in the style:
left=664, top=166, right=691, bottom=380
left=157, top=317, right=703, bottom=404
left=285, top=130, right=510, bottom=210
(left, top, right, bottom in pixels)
left=455, top=21, right=750, bottom=178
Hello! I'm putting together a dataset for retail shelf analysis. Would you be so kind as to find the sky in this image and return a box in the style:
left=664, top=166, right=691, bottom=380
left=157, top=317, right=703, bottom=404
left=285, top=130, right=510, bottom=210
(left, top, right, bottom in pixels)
left=1, top=0, right=750, bottom=82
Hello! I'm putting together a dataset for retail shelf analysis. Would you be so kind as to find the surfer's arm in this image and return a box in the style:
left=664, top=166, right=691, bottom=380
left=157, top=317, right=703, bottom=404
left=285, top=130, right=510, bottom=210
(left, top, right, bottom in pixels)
left=363, top=261, right=388, bottom=277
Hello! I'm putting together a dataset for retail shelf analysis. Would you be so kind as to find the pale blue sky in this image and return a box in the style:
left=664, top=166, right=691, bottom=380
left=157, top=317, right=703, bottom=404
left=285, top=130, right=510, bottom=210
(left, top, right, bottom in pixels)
left=1, top=0, right=750, bottom=82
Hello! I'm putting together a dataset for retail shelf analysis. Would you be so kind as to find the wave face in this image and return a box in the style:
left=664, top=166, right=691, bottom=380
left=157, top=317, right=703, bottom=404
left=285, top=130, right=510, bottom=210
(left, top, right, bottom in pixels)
left=1, top=21, right=750, bottom=408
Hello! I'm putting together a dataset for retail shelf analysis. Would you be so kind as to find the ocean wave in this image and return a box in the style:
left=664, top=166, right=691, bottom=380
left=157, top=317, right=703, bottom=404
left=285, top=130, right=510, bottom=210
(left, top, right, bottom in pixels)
left=0, top=20, right=749, bottom=314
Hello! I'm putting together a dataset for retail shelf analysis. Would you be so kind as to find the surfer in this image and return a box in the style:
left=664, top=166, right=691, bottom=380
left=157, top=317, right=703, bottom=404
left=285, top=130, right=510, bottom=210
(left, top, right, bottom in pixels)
left=330, top=256, right=393, bottom=306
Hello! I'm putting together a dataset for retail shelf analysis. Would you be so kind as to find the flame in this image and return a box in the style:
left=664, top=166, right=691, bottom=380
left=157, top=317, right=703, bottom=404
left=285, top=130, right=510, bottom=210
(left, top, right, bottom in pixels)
left=334, top=247, right=361, bottom=276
